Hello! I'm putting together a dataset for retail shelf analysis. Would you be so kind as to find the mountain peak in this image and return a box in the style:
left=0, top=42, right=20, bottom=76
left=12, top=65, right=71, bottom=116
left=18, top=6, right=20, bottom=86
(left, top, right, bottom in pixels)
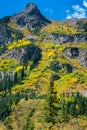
left=11, top=3, right=51, bottom=28
left=26, top=3, right=37, bottom=9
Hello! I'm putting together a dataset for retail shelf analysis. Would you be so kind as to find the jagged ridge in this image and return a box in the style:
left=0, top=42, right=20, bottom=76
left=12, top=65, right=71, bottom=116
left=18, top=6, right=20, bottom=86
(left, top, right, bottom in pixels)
left=11, top=3, right=51, bottom=28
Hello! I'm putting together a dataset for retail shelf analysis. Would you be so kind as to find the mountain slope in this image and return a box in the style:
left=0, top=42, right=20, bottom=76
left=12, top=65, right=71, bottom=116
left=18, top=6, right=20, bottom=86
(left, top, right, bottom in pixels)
left=0, top=3, right=87, bottom=130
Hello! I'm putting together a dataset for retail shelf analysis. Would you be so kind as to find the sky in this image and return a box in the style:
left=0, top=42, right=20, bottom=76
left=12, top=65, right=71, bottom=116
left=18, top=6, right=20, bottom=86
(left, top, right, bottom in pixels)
left=0, top=0, right=87, bottom=20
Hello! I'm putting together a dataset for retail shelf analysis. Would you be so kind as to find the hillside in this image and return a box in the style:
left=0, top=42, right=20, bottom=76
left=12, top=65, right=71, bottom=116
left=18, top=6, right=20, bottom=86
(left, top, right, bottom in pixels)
left=0, top=3, right=87, bottom=130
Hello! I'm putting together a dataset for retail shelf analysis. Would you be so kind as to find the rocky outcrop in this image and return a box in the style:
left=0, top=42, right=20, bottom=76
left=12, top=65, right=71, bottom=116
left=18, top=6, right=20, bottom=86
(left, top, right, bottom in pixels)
left=78, top=50, right=87, bottom=68
left=0, top=23, right=23, bottom=44
left=74, top=34, right=87, bottom=42
left=6, top=44, right=42, bottom=65
left=47, top=19, right=87, bottom=44
left=66, top=47, right=87, bottom=68
left=0, top=24, right=12, bottom=44
left=11, top=3, right=51, bottom=28
left=6, top=48, right=25, bottom=62
left=48, top=33, right=87, bottom=44
left=48, top=34, right=74, bottom=43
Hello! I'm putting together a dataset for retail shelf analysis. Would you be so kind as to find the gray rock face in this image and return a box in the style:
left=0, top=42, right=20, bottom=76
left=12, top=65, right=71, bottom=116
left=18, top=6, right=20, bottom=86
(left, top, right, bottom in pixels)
left=74, top=34, right=87, bottom=42
left=77, top=50, right=87, bottom=68
left=6, top=44, right=41, bottom=65
left=6, top=48, right=26, bottom=62
left=48, top=34, right=74, bottom=43
left=0, top=24, right=11, bottom=44
left=11, top=3, right=51, bottom=28
left=48, top=33, right=87, bottom=44
left=6, top=47, right=30, bottom=65
left=66, top=48, right=87, bottom=68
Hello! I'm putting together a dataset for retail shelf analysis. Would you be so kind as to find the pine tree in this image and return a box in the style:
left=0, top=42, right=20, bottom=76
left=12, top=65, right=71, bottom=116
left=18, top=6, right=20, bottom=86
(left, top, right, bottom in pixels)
left=20, top=67, right=25, bottom=80
left=45, top=76, right=57, bottom=124
left=14, top=72, right=18, bottom=84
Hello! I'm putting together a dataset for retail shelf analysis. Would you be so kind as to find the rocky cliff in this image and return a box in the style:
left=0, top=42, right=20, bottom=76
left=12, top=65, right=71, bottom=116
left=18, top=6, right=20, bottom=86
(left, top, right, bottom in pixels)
left=11, top=3, right=51, bottom=28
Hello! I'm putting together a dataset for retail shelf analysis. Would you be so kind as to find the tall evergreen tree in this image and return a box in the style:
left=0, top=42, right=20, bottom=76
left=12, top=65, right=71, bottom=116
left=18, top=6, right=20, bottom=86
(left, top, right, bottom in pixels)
left=20, top=67, right=25, bottom=80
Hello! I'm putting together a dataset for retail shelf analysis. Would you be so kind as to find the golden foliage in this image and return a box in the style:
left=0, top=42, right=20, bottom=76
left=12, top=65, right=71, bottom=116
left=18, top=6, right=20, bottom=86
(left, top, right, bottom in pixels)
left=8, top=39, right=31, bottom=50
